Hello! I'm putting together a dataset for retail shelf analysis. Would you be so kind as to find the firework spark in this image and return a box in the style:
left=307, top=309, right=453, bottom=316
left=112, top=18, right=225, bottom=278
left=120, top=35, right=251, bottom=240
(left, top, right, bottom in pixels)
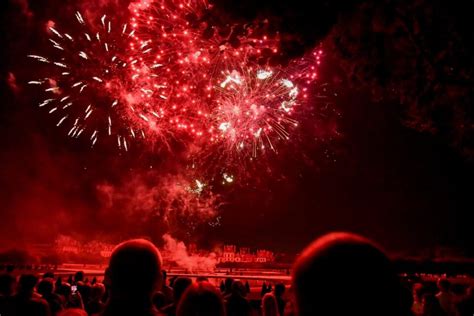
left=27, top=12, right=172, bottom=150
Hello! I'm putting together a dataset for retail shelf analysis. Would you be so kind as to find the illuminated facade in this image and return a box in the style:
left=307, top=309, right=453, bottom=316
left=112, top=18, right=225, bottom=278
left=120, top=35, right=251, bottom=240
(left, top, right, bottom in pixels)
left=218, top=245, right=274, bottom=263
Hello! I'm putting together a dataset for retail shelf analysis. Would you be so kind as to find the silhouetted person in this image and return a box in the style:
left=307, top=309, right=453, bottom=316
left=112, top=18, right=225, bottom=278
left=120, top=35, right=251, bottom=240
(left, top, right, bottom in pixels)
left=9, top=274, right=50, bottom=316
left=219, top=281, right=225, bottom=293
left=262, top=292, right=279, bottom=316
left=224, top=278, right=234, bottom=297
left=0, top=273, right=16, bottom=315
left=102, top=268, right=111, bottom=304
left=0, top=273, right=15, bottom=297
left=77, top=281, right=91, bottom=308
left=244, top=281, right=250, bottom=296
left=162, top=277, right=192, bottom=316
left=226, top=281, right=251, bottom=316
left=261, top=282, right=268, bottom=297
left=86, top=283, right=106, bottom=315
left=57, top=282, right=84, bottom=309
left=74, top=272, right=84, bottom=285
left=38, top=277, right=63, bottom=316
left=292, top=232, right=402, bottom=316
left=176, top=282, right=225, bottom=316
left=274, top=283, right=286, bottom=316
left=55, top=277, right=63, bottom=293
left=161, top=271, right=174, bottom=304
left=422, top=293, right=446, bottom=316
left=102, top=239, right=163, bottom=316
left=436, top=279, right=453, bottom=315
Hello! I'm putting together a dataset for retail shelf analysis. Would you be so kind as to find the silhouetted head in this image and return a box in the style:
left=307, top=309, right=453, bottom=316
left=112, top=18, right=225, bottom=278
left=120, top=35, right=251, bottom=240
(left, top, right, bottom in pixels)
left=224, top=277, right=234, bottom=293
left=0, top=273, right=16, bottom=296
left=57, top=308, right=88, bottom=316
left=37, top=277, right=55, bottom=296
left=74, top=271, right=84, bottom=283
left=18, top=274, right=38, bottom=295
left=231, top=281, right=246, bottom=297
left=262, top=293, right=279, bottom=316
left=274, top=283, right=285, bottom=297
left=437, top=278, right=450, bottom=292
left=173, top=277, right=193, bottom=302
left=107, top=239, right=162, bottom=300
left=177, top=282, right=225, bottom=316
left=292, top=232, right=401, bottom=316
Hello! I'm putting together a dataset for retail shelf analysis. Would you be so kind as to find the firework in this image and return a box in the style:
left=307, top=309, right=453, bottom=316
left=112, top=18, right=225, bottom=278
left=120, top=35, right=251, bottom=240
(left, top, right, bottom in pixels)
left=210, top=67, right=300, bottom=157
left=28, top=0, right=328, bottom=183
left=27, top=11, right=176, bottom=150
left=184, top=48, right=324, bottom=183
left=126, top=0, right=283, bottom=140
left=127, top=0, right=323, bottom=154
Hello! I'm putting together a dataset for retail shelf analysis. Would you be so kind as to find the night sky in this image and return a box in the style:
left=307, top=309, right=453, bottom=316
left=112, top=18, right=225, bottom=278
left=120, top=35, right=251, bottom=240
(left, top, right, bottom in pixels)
left=0, top=0, right=472, bottom=256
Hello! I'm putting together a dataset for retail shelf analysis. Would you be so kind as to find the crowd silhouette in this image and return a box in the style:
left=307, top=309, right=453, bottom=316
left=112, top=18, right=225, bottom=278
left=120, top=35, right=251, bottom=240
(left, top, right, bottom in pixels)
left=1, top=233, right=473, bottom=316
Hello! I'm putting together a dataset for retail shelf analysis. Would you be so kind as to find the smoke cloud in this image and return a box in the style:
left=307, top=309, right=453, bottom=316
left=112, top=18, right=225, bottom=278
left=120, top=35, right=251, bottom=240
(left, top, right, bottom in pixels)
left=162, top=233, right=217, bottom=272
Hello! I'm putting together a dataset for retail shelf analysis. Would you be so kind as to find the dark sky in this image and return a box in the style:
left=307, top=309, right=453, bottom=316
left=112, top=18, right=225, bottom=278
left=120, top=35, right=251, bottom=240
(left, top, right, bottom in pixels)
left=0, top=0, right=472, bottom=256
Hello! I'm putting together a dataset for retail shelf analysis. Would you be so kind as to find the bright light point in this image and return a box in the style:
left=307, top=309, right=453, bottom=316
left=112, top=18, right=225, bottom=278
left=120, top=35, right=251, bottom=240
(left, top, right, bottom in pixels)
left=257, top=69, right=273, bottom=80
left=219, top=122, right=231, bottom=132
left=281, top=79, right=294, bottom=88
left=222, top=173, right=234, bottom=183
